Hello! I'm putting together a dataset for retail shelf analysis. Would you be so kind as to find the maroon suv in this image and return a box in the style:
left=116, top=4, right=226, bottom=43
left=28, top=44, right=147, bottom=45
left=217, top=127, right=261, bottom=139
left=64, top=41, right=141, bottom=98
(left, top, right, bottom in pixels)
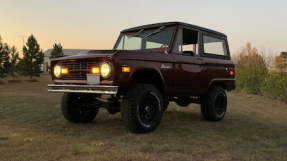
left=48, top=22, right=235, bottom=133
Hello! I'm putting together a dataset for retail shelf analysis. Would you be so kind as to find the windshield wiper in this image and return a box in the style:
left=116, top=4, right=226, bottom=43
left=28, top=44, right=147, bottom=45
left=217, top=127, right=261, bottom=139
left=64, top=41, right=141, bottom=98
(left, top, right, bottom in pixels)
left=144, top=26, right=165, bottom=39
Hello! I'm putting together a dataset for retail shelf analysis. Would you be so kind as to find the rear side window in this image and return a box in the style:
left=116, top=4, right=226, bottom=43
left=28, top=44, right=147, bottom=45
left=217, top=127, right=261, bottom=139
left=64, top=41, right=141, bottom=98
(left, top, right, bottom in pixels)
left=203, top=35, right=227, bottom=56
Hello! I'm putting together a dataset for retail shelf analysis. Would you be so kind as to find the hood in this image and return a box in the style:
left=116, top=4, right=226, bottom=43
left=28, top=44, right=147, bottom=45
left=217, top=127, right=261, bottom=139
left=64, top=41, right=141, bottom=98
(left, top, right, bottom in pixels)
left=51, top=50, right=118, bottom=61
left=51, top=48, right=167, bottom=61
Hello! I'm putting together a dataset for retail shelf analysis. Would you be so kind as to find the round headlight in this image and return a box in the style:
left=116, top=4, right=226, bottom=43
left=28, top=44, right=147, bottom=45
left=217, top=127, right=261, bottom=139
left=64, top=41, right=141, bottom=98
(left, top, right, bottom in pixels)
left=100, top=63, right=112, bottom=78
left=54, top=65, right=61, bottom=78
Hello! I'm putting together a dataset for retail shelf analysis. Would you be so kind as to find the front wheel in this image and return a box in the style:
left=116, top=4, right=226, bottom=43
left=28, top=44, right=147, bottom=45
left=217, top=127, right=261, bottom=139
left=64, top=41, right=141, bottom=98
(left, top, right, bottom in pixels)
left=121, top=84, right=163, bottom=133
left=201, top=86, right=227, bottom=121
left=61, top=93, right=99, bottom=123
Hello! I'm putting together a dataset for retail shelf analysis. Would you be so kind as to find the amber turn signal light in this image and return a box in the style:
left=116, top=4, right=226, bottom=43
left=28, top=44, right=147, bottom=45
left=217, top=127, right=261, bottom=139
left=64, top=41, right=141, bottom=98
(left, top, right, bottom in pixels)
left=122, top=66, right=131, bottom=73
left=91, top=67, right=100, bottom=75
left=61, top=68, right=69, bottom=75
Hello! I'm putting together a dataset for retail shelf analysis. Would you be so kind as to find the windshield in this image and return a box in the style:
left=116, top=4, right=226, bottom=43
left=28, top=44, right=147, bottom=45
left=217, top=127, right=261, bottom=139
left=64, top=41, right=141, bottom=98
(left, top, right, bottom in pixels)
left=114, top=27, right=174, bottom=50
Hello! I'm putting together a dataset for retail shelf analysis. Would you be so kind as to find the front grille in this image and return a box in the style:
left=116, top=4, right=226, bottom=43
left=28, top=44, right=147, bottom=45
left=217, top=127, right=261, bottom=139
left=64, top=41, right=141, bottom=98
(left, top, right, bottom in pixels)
left=58, top=61, right=98, bottom=80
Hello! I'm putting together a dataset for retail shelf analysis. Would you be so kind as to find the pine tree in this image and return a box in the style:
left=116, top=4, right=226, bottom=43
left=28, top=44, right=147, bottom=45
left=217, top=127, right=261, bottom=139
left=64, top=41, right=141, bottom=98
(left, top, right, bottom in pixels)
left=21, top=35, right=44, bottom=79
left=0, top=36, right=5, bottom=79
left=7, top=46, right=19, bottom=79
left=0, top=37, right=10, bottom=79
left=50, top=43, right=64, bottom=58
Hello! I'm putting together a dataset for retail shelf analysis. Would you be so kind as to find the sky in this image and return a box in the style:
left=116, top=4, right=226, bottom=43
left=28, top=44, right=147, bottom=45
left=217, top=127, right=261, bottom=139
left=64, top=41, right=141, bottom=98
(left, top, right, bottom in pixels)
left=1, top=0, right=286, bottom=56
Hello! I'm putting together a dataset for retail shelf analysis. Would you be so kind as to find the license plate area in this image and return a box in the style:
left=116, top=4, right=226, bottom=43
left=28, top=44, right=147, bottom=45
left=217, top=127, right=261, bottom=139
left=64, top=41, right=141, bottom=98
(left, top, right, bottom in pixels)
left=86, top=74, right=100, bottom=85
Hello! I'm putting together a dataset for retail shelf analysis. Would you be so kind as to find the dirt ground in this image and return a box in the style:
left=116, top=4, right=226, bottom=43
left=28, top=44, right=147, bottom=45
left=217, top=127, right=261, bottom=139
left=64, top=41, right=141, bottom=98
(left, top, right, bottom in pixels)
left=0, top=74, right=286, bottom=161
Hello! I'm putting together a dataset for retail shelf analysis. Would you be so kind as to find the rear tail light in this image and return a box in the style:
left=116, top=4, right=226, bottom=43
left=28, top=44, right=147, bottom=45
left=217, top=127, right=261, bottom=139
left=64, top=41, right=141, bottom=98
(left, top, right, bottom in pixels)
left=229, top=70, right=235, bottom=76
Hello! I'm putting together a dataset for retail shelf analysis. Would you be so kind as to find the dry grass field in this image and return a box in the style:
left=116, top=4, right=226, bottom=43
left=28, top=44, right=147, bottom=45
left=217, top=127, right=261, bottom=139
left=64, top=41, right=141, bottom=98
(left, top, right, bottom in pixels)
left=0, top=74, right=286, bottom=161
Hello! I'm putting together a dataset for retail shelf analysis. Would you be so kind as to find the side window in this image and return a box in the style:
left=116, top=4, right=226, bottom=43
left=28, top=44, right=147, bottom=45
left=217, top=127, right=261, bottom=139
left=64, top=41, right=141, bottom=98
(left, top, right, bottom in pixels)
left=173, top=28, right=199, bottom=56
left=181, top=28, right=199, bottom=56
left=203, top=35, right=227, bottom=56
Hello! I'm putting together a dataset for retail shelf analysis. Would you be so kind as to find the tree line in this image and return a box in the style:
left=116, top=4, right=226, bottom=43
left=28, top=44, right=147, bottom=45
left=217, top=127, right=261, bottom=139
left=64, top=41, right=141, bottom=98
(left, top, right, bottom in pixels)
left=0, top=34, right=64, bottom=82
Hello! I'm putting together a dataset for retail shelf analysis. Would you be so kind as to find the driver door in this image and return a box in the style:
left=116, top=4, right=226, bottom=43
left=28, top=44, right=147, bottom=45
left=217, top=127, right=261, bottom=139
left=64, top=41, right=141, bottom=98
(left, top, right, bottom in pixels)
left=170, top=27, right=205, bottom=96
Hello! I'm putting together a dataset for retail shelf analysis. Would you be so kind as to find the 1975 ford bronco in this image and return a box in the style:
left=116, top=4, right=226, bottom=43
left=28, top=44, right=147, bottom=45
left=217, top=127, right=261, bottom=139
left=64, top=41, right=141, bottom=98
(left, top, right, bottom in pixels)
left=48, top=22, right=235, bottom=133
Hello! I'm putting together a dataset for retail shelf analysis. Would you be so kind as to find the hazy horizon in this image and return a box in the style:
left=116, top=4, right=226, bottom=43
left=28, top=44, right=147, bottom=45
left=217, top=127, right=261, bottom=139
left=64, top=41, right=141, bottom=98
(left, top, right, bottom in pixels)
left=1, top=0, right=286, bottom=56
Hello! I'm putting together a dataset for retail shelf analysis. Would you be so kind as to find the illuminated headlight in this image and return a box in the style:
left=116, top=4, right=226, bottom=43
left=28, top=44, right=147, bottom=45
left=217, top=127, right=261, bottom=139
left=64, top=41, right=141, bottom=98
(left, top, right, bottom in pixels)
left=53, top=65, right=68, bottom=78
left=100, top=63, right=112, bottom=78
left=53, top=65, right=62, bottom=78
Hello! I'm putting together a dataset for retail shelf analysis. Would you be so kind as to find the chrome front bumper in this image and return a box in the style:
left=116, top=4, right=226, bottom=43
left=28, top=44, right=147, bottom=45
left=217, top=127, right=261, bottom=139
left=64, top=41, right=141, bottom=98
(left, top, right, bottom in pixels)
left=48, top=84, right=118, bottom=94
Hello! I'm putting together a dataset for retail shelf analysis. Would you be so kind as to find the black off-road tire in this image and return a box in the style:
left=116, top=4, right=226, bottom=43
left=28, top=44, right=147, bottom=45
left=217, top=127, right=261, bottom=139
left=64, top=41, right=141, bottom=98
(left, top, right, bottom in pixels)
left=61, top=93, right=99, bottom=123
left=121, top=84, right=163, bottom=133
left=201, top=86, right=227, bottom=121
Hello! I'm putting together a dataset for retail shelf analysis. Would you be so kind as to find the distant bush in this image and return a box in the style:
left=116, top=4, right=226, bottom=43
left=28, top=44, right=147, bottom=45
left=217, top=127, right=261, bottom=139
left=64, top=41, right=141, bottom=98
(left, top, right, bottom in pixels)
left=262, top=72, right=287, bottom=101
left=236, top=67, right=268, bottom=94
left=273, top=52, right=287, bottom=73
left=234, top=43, right=268, bottom=94
left=235, top=43, right=287, bottom=102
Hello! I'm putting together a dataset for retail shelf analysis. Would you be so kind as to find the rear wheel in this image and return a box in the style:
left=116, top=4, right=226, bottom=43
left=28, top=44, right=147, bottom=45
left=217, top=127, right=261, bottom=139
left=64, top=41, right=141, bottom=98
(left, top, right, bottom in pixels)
left=201, top=86, right=227, bottom=121
left=61, top=93, right=99, bottom=123
left=121, top=84, right=163, bottom=133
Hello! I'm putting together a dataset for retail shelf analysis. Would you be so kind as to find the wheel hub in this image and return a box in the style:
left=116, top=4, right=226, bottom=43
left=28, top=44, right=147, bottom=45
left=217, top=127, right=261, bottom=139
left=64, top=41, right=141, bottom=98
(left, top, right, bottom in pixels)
left=145, top=106, right=151, bottom=112
left=138, top=92, right=160, bottom=125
